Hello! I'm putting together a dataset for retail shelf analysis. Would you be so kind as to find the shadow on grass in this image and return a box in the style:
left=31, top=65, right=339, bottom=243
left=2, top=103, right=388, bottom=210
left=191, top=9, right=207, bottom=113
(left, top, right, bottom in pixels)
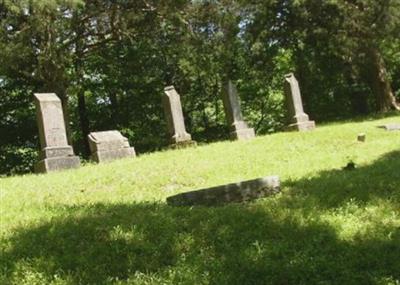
left=283, top=150, right=400, bottom=210
left=1, top=151, right=399, bottom=284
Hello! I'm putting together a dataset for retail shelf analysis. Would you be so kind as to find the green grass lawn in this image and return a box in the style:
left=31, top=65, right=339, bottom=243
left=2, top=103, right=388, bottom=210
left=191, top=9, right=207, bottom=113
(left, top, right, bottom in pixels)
left=1, top=115, right=399, bottom=285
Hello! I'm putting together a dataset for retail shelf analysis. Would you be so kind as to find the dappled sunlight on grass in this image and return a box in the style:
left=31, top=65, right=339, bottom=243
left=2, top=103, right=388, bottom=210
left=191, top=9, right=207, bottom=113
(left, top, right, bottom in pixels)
left=1, top=115, right=399, bottom=284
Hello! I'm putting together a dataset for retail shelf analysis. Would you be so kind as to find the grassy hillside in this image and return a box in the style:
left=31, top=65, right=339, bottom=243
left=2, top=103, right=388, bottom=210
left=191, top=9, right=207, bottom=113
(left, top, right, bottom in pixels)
left=1, top=115, right=399, bottom=285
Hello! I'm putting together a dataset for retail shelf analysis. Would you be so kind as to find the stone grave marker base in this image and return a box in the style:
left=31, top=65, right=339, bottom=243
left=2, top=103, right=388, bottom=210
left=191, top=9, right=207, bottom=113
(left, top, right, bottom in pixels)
left=91, top=148, right=136, bottom=163
left=286, top=121, right=316, bottom=132
left=231, top=128, right=256, bottom=140
left=39, top=146, right=75, bottom=160
left=169, top=140, right=197, bottom=150
left=35, top=156, right=80, bottom=173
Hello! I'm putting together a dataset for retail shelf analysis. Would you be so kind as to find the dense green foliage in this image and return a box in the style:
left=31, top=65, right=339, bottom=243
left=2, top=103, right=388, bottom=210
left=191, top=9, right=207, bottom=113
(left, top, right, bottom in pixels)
left=1, top=0, right=400, bottom=174
left=1, top=115, right=399, bottom=284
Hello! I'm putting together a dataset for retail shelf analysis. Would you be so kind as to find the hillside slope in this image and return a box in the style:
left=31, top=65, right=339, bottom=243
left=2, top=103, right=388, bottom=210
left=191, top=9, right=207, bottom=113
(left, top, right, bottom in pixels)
left=1, top=115, right=399, bottom=285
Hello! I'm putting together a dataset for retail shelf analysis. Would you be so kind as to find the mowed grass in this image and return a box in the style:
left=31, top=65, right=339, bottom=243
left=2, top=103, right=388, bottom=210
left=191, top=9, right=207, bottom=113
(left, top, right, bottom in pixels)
left=0, top=114, right=399, bottom=285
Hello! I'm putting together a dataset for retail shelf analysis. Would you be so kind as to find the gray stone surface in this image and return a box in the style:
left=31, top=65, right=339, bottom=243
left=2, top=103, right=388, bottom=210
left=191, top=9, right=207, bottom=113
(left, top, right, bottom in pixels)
left=163, top=86, right=195, bottom=146
left=34, top=156, right=81, bottom=173
left=169, top=140, right=197, bottom=150
left=88, top=130, right=136, bottom=163
left=222, top=80, right=255, bottom=140
left=284, top=73, right=315, bottom=131
left=378, top=123, right=400, bottom=131
left=357, top=133, right=366, bottom=142
left=34, top=93, right=80, bottom=173
left=167, top=176, right=280, bottom=206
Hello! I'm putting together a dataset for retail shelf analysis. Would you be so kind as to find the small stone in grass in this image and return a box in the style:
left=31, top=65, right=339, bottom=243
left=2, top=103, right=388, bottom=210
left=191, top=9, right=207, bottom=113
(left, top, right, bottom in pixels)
left=357, top=133, right=366, bottom=142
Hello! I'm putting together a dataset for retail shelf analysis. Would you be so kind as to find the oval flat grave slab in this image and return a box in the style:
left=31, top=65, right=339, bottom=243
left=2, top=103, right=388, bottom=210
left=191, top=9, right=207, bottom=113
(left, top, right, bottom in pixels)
left=377, top=123, right=400, bottom=131
left=167, top=176, right=280, bottom=206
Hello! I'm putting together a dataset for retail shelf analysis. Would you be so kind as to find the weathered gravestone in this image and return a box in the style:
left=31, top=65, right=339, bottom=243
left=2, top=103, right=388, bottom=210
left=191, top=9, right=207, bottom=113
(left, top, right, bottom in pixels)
left=283, top=73, right=316, bottom=131
left=34, top=93, right=80, bottom=173
left=378, top=123, right=400, bottom=131
left=222, top=80, right=255, bottom=140
left=167, top=176, right=280, bottom=206
left=163, top=86, right=196, bottom=148
left=88, top=130, right=136, bottom=163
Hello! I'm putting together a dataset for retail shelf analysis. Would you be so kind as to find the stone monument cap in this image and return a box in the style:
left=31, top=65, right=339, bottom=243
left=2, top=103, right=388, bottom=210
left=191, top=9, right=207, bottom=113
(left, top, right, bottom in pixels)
left=164, top=86, right=175, bottom=92
left=89, top=130, right=127, bottom=143
left=34, top=93, right=61, bottom=102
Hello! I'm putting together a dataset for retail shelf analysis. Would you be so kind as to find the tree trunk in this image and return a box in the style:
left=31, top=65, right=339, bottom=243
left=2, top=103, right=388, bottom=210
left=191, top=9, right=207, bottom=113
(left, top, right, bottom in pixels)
left=345, top=71, right=369, bottom=115
left=73, top=10, right=91, bottom=157
left=349, top=89, right=369, bottom=115
left=366, top=47, right=400, bottom=112
left=59, top=91, right=73, bottom=146
left=109, top=91, right=119, bottom=127
left=77, top=89, right=90, bottom=156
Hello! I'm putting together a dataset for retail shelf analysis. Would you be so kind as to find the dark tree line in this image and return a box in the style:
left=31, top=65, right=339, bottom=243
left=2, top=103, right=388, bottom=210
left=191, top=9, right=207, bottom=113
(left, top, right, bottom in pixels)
left=1, top=0, right=399, bottom=175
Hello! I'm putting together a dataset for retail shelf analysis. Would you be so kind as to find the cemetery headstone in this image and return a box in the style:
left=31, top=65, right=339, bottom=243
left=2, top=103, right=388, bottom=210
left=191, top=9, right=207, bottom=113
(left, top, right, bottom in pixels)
left=283, top=73, right=316, bottom=131
left=167, top=175, right=280, bottom=206
left=88, top=130, right=136, bottom=163
left=222, top=80, right=255, bottom=140
left=378, top=123, right=400, bottom=131
left=34, top=93, right=80, bottom=173
left=163, top=86, right=196, bottom=148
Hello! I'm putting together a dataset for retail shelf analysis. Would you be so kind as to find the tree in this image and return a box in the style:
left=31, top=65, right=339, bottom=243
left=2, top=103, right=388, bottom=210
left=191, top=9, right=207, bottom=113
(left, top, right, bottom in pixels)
left=0, top=0, right=399, bottom=175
